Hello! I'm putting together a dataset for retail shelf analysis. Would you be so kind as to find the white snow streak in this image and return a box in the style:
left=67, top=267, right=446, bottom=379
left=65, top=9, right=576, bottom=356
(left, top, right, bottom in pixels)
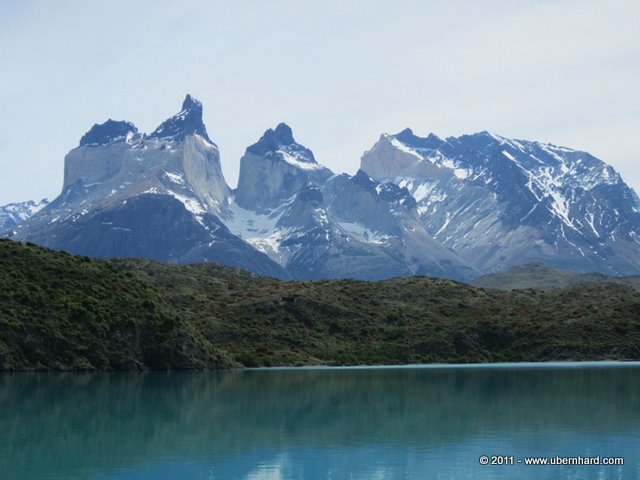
left=278, top=150, right=324, bottom=170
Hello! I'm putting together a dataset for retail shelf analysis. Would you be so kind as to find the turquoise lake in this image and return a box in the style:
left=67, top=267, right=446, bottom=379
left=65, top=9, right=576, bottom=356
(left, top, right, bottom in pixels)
left=2, top=362, right=639, bottom=479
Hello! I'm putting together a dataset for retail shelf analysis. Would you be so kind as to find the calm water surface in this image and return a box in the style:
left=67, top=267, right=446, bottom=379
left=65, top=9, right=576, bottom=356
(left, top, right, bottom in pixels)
left=2, top=362, right=639, bottom=479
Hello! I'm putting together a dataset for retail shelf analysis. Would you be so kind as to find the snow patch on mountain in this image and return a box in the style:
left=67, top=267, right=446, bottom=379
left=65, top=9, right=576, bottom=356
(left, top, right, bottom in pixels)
left=163, top=171, right=185, bottom=185
left=224, top=199, right=293, bottom=262
left=389, top=137, right=422, bottom=160
left=166, top=191, right=206, bottom=216
left=337, top=221, right=391, bottom=245
left=277, top=148, right=326, bottom=171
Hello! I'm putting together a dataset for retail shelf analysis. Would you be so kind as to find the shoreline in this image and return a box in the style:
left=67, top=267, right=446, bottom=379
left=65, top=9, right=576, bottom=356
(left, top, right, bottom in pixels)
left=3, top=359, right=640, bottom=374
left=250, top=359, right=640, bottom=370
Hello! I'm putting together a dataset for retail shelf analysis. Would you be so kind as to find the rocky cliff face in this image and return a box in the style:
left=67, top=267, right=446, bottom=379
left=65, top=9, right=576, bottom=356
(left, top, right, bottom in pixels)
left=226, top=130, right=415, bottom=280
left=12, top=96, right=284, bottom=278
left=361, top=129, right=640, bottom=275
left=323, top=170, right=478, bottom=279
left=61, top=95, right=229, bottom=217
left=273, top=183, right=415, bottom=281
left=226, top=126, right=477, bottom=280
left=235, top=123, right=332, bottom=212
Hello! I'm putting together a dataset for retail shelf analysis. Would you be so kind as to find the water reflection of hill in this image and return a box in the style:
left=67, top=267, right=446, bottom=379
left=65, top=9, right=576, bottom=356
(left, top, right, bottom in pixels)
left=1, top=365, right=639, bottom=479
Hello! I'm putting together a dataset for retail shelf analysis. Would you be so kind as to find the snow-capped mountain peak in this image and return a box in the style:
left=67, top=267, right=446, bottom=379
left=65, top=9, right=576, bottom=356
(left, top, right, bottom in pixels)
left=0, top=198, right=49, bottom=234
left=362, top=128, right=640, bottom=275
left=246, top=122, right=319, bottom=167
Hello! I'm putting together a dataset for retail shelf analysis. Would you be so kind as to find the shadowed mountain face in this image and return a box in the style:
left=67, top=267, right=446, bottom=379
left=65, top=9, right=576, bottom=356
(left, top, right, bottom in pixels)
left=361, top=129, right=640, bottom=276
left=19, top=195, right=286, bottom=278
left=4, top=96, right=640, bottom=280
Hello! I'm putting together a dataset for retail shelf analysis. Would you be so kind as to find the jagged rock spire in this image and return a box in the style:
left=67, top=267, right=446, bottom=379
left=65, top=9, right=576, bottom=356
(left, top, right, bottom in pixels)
left=149, top=94, right=212, bottom=143
left=246, top=122, right=314, bottom=162
left=235, top=122, right=332, bottom=211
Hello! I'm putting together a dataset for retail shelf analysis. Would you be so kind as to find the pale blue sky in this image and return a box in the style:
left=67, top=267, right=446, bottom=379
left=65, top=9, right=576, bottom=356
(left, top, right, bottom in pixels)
left=1, top=0, right=638, bottom=204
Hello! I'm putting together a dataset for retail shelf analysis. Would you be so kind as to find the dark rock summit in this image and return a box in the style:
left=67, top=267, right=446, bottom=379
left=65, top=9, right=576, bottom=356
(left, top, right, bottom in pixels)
left=149, top=94, right=212, bottom=143
left=79, top=120, right=138, bottom=147
left=246, top=122, right=314, bottom=162
left=234, top=123, right=332, bottom=211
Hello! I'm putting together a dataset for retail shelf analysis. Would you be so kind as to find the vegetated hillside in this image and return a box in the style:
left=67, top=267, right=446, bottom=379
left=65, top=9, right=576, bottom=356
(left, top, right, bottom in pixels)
left=0, top=239, right=231, bottom=370
left=472, top=262, right=640, bottom=291
left=1, top=239, right=640, bottom=371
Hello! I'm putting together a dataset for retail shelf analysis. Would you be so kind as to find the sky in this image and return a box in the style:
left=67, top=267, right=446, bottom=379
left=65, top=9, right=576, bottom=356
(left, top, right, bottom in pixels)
left=0, top=0, right=639, bottom=205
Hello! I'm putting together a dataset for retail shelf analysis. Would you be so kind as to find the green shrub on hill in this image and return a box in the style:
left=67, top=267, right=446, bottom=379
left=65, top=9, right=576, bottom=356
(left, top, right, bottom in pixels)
left=0, top=240, right=231, bottom=370
left=1, top=239, right=639, bottom=370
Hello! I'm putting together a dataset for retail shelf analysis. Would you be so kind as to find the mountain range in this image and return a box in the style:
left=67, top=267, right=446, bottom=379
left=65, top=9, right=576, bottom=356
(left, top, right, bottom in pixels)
left=3, top=94, right=640, bottom=281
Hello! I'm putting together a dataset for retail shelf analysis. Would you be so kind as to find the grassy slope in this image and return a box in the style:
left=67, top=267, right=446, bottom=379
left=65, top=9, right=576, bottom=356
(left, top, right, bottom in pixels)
left=2, top=239, right=640, bottom=370
left=472, top=262, right=640, bottom=291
